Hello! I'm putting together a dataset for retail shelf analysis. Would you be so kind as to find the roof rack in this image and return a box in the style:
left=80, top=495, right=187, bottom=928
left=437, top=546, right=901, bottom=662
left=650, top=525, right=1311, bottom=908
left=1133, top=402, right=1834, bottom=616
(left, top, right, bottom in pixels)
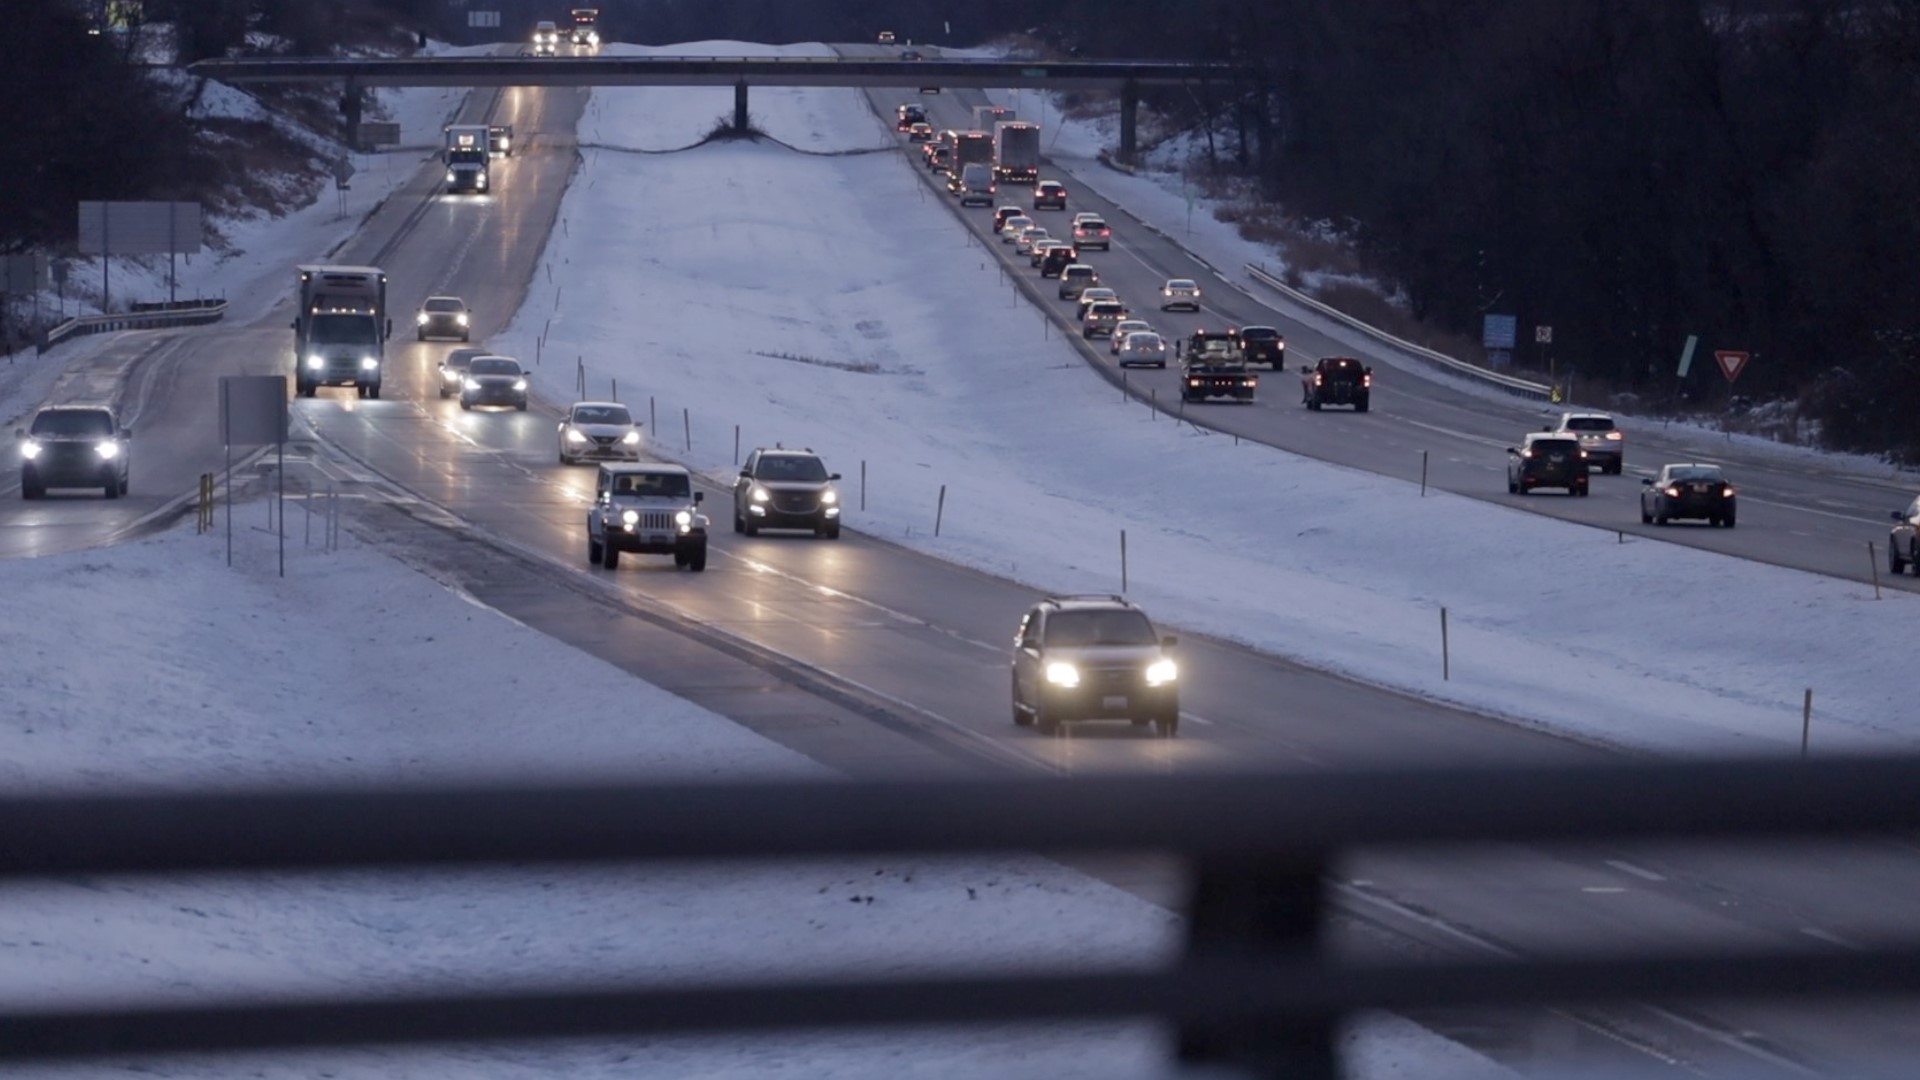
left=1044, top=593, right=1130, bottom=606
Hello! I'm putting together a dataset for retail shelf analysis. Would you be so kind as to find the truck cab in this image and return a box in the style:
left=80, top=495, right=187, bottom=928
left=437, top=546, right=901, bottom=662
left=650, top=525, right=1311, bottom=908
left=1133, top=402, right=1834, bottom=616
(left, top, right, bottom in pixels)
left=1300, top=356, right=1372, bottom=411
left=1179, top=330, right=1257, bottom=403
left=443, top=124, right=490, bottom=193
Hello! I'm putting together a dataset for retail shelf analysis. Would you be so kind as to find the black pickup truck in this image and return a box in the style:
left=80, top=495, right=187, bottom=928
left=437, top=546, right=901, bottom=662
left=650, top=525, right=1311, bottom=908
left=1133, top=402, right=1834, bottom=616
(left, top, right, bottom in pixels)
left=1179, top=330, right=1258, bottom=403
left=1301, top=356, right=1371, bottom=411
left=1237, top=325, right=1286, bottom=368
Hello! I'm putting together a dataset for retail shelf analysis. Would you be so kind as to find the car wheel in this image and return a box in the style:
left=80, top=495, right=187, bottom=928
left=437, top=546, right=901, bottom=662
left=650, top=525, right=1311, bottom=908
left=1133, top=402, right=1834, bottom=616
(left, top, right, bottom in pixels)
left=417, top=331, right=425, bottom=342
left=1034, top=700, right=1060, bottom=735
left=688, top=544, right=708, bottom=572
left=460, top=400, right=471, bottom=411
left=674, top=549, right=688, bottom=568
left=1355, top=399, right=1369, bottom=413
left=119, top=476, right=129, bottom=496
left=356, top=384, right=368, bottom=400
left=1909, top=541, right=1920, bottom=576
left=1508, top=478, right=1519, bottom=495
left=298, top=382, right=316, bottom=398
left=461, top=332, right=470, bottom=342
left=1516, top=483, right=1528, bottom=497
left=368, top=384, right=382, bottom=401
left=1155, top=714, right=1179, bottom=738
left=438, top=386, right=450, bottom=399
left=588, top=537, right=602, bottom=565
left=1575, top=484, right=1588, bottom=497
left=104, top=475, right=119, bottom=499
left=1655, top=511, right=1667, bottom=526
left=1156, top=361, right=1166, bottom=369
left=823, top=521, right=841, bottom=540
left=743, top=517, right=758, bottom=537
left=1724, top=511, right=1736, bottom=529
left=1641, top=506, right=1652, bottom=524
left=732, top=506, right=744, bottom=534
left=516, top=400, right=528, bottom=411
left=602, top=544, right=620, bottom=570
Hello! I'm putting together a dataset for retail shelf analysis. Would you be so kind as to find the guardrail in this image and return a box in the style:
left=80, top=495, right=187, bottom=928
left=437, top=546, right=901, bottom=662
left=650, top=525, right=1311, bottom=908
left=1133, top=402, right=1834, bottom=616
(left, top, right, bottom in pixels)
left=38, top=299, right=227, bottom=354
left=4, top=755, right=1920, bottom=1076
left=1244, top=262, right=1554, bottom=401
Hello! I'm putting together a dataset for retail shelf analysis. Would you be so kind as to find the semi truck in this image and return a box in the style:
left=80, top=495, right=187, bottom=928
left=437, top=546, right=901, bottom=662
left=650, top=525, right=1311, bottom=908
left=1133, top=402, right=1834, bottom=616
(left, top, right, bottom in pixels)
left=292, top=265, right=391, bottom=399
left=951, top=131, right=994, bottom=175
left=443, top=124, right=491, bottom=193
left=993, top=121, right=1040, bottom=183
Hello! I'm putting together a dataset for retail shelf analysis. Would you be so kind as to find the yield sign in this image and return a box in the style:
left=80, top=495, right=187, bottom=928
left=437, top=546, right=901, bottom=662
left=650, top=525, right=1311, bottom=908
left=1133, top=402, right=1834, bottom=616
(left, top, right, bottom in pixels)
left=1714, top=350, right=1750, bottom=383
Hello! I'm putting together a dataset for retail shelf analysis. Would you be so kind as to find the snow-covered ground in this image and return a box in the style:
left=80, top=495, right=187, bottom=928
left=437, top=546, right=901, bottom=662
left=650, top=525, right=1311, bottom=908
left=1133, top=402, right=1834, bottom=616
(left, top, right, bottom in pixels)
left=496, top=43, right=1920, bottom=759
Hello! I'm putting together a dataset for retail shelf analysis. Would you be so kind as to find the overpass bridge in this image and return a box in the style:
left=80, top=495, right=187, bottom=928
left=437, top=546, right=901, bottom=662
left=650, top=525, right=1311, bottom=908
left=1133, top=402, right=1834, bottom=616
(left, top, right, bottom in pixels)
left=188, top=55, right=1255, bottom=161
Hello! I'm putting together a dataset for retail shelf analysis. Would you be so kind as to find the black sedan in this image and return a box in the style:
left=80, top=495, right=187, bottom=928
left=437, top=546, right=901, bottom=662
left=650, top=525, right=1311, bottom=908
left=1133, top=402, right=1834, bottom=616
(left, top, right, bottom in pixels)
left=1641, top=464, right=1736, bottom=527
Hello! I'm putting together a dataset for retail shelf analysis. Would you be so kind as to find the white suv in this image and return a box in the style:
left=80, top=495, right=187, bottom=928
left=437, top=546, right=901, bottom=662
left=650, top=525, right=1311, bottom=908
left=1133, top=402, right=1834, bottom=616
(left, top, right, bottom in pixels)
left=1553, top=412, right=1624, bottom=475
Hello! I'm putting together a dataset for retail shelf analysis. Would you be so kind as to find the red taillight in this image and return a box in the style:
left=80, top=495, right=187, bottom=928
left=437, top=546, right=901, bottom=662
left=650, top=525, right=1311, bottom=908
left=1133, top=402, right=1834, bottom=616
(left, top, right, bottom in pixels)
left=1722, top=486, right=1736, bottom=497
left=1314, top=374, right=1323, bottom=386
left=1605, top=431, right=1623, bottom=440
left=1665, top=486, right=1682, bottom=498
left=1362, top=374, right=1372, bottom=387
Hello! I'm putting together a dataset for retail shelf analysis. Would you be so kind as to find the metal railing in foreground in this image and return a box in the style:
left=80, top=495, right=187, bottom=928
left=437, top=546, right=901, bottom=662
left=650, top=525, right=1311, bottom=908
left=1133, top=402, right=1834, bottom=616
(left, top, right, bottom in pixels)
left=4, top=755, right=1920, bottom=1076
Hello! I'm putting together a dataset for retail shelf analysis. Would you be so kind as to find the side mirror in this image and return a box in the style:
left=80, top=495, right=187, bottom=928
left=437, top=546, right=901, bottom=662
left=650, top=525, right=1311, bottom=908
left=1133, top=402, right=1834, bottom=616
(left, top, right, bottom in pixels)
left=120, top=428, right=132, bottom=439
left=829, top=473, right=843, bottom=481
left=13, top=429, right=24, bottom=440
left=1161, top=635, right=1177, bottom=649
left=1894, top=511, right=1906, bottom=522
left=385, top=318, right=393, bottom=338
left=1505, top=447, right=1518, bottom=455
left=739, top=468, right=752, bottom=478
left=290, top=319, right=299, bottom=331
left=558, top=422, right=566, bottom=431
left=1298, top=364, right=1311, bottom=374
left=1642, top=478, right=1655, bottom=486
left=1364, top=367, right=1373, bottom=375
left=694, top=491, right=705, bottom=503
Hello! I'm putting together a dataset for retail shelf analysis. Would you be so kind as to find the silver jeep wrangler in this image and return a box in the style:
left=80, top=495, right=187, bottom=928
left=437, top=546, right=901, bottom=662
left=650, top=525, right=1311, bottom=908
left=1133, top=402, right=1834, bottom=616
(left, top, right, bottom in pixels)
left=586, top=463, right=710, bottom=571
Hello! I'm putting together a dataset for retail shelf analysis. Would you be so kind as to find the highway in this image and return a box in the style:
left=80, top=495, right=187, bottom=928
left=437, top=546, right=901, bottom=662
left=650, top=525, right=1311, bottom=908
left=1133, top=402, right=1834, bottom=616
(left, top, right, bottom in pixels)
left=843, top=44, right=1920, bottom=595
left=1, top=40, right=1915, bottom=1074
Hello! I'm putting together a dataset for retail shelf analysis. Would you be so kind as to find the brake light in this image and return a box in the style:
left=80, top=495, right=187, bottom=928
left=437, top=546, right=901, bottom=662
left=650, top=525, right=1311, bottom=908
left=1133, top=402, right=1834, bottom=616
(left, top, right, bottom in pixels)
left=1362, top=374, right=1372, bottom=387
left=1722, top=485, right=1736, bottom=497
left=1665, top=486, right=1682, bottom=498
left=1314, top=374, right=1323, bottom=386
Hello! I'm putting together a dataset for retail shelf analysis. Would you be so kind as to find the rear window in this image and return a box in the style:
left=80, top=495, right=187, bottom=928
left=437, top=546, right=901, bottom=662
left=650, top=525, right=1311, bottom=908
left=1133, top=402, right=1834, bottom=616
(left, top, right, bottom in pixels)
left=1063, top=266, right=1094, bottom=279
left=1670, top=466, right=1725, bottom=483
left=1563, top=416, right=1615, bottom=432
left=1088, top=303, right=1125, bottom=316
left=1076, top=219, right=1107, bottom=229
left=1323, top=359, right=1363, bottom=375
left=1530, top=439, right=1580, bottom=455
left=30, top=410, right=113, bottom=437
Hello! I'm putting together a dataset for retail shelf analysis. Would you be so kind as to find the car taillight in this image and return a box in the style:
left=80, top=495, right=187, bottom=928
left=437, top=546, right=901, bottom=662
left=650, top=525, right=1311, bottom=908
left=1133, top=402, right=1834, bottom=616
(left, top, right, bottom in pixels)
left=1314, top=374, right=1323, bottom=385
left=1722, top=485, right=1736, bottom=497
left=1362, top=374, right=1372, bottom=387
left=1665, top=486, right=1682, bottom=497
left=1605, top=431, right=1623, bottom=440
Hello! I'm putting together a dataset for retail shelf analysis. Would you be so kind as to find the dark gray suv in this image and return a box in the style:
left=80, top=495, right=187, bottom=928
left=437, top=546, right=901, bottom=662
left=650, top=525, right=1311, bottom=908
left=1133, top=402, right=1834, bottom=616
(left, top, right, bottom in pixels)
left=1011, top=595, right=1179, bottom=737
left=18, top=406, right=131, bottom=499
left=733, top=448, right=842, bottom=538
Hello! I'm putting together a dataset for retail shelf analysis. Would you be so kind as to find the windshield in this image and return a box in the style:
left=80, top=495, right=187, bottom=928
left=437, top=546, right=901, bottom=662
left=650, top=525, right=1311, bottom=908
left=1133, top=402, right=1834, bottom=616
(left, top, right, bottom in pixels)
left=1670, top=466, right=1725, bottom=483
left=1563, top=416, right=1615, bottom=432
left=448, top=149, right=486, bottom=165
left=1127, top=334, right=1164, bottom=349
left=30, top=410, right=113, bottom=437
left=1089, top=303, right=1125, bottom=316
left=1045, top=609, right=1158, bottom=647
left=424, top=298, right=464, bottom=313
left=572, top=405, right=633, bottom=425
left=612, top=472, right=691, bottom=498
left=470, top=359, right=521, bottom=376
left=755, top=455, right=830, bottom=482
left=1168, top=280, right=1196, bottom=289
left=309, top=313, right=379, bottom=346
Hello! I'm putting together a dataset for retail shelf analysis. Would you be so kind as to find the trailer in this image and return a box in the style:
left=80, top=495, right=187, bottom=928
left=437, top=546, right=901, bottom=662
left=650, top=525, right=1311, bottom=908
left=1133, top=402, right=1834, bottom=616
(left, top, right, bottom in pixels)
left=993, top=121, right=1040, bottom=183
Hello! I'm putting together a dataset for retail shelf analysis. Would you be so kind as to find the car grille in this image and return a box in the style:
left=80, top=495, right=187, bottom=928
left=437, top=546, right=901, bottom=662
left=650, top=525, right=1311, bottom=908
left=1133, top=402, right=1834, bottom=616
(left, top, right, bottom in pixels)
left=1086, top=666, right=1140, bottom=692
left=630, top=511, right=673, bottom=531
left=38, top=445, right=98, bottom=468
left=590, top=435, right=619, bottom=447
left=773, top=492, right=818, bottom=514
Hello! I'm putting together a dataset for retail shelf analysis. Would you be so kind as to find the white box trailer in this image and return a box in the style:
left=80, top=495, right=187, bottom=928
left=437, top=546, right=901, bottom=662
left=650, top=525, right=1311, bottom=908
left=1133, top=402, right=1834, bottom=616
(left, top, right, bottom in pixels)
left=994, top=121, right=1040, bottom=183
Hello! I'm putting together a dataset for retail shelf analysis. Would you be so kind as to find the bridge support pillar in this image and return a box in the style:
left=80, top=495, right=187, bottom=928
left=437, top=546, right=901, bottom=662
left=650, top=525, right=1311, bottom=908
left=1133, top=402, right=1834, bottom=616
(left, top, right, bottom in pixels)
left=734, top=79, right=749, bottom=132
left=340, top=78, right=363, bottom=147
left=1118, top=79, right=1139, bottom=164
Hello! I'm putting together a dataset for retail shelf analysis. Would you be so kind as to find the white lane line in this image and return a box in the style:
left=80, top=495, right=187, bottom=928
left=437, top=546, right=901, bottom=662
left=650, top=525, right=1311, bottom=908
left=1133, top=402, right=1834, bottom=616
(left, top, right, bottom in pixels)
left=1800, top=927, right=1863, bottom=951
left=1605, top=859, right=1667, bottom=882
left=1581, top=886, right=1629, bottom=894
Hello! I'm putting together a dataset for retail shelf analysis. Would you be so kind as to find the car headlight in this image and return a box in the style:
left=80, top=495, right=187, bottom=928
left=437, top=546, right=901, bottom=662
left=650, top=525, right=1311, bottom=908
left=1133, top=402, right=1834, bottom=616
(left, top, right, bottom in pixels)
left=751, top=486, right=770, bottom=503
left=441, top=368, right=460, bottom=381
left=464, top=378, right=481, bottom=391
left=96, top=440, right=121, bottom=459
left=565, top=428, right=588, bottom=443
left=305, top=355, right=325, bottom=370
left=416, top=312, right=429, bottom=324
left=622, top=509, right=639, bottom=525
left=821, top=489, right=838, bottom=505
left=675, top=509, right=692, bottom=528
left=499, top=137, right=510, bottom=150
left=456, top=313, right=469, bottom=326
left=1145, top=658, right=1178, bottom=686
left=1044, top=661, right=1080, bottom=688
left=20, top=440, right=41, bottom=460
left=477, top=175, right=487, bottom=188
left=360, top=356, right=379, bottom=370
left=622, top=430, right=641, bottom=444
left=447, top=171, right=457, bottom=183
left=512, top=378, right=527, bottom=391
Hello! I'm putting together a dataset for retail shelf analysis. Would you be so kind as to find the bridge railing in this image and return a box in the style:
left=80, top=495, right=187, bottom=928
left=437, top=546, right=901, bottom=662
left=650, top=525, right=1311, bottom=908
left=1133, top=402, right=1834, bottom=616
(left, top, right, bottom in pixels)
left=3, top=755, right=1918, bottom=1075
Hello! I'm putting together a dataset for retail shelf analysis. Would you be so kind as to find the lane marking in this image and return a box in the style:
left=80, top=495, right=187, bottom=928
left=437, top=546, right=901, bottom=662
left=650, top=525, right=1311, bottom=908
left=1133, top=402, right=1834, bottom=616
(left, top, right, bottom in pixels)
left=1606, top=859, right=1667, bottom=882
left=1799, top=927, right=1863, bottom=951
left=1582, top=886, right=1629, bottom=894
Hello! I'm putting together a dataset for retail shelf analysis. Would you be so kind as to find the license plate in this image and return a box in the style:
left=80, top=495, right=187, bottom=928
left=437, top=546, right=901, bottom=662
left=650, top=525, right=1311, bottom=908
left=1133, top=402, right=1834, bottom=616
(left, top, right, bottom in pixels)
left=1102, top=695, right=1128, bottom=710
